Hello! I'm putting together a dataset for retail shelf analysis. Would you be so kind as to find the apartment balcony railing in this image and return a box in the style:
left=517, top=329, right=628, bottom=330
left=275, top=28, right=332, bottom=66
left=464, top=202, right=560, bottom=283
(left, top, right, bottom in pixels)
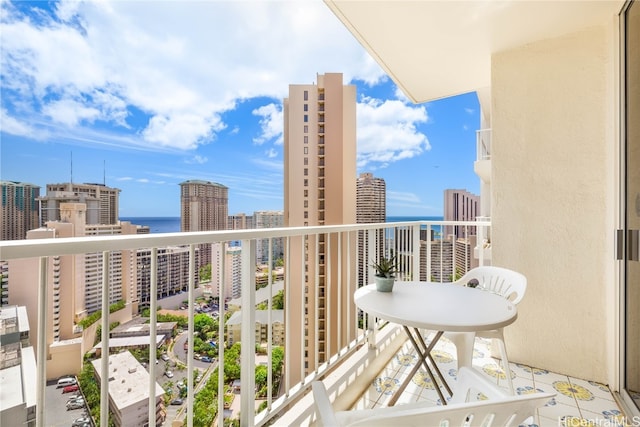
left=476, top=128, right=492, bottom=161
left=0, top=219, right=489, bottom=427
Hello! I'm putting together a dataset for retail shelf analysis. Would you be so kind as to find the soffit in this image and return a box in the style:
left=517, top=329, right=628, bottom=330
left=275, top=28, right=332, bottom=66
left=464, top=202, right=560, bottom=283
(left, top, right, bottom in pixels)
left=325, top=0, right=624, bottom=103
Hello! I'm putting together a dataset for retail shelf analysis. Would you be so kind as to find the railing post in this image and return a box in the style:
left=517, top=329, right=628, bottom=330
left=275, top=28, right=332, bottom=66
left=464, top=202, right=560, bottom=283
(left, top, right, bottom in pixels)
left=149, top=247, right=158, bottom=426
left=100, top=251, right=110, bottom=427
left=240, top=239, right=256, bottom=427
left=36, top=257, right=47, bottom=427
left=366, top=229, right=376, bottom=349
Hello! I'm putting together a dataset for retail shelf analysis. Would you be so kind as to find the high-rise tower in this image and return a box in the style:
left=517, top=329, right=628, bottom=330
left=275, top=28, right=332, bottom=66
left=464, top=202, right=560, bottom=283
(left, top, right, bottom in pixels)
left=356, top=173, right=386, bottom=287
left=40, top=182, right=120, bottom=225
left=284, top=73, right=357, bottom=381
left=180, top=180, right=229, bottom=267
left=443, top=189, right=479, bottom=238
left=0, top=181, right=40, bottom=241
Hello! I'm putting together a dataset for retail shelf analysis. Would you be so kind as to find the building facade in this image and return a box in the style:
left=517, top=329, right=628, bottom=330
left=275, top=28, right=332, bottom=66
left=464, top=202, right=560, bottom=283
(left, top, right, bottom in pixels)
left=40, top=182, right=120, bottom=225
left=443, top=189, right=479, bottom=239
left=228, top=213, right=253, bottom=230
left=180, top=180, right=228, bottom=267
left=254, top=210, right=285, bottom=265
left=7, top=203, right=137, bottom=378
left=136, top=246, right=198, bottom=309
left=356, top=173, right=386, bottom=287
left=0, top=306, right=36, bottom=427
left=283, top=72, right=357, bottom=382
left=0, top=181, right=40, bottom=241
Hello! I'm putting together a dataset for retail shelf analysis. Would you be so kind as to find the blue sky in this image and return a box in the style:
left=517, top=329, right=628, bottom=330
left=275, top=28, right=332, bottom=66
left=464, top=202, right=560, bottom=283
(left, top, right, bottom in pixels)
left=0, top=0, right=480, bottom=218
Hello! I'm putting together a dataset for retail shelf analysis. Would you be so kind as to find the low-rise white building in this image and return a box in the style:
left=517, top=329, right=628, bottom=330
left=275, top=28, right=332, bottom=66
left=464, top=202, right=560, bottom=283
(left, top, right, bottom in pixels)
left=0, top=306, right=36, bottom=427
left=91, top=351, right=165, bottom=427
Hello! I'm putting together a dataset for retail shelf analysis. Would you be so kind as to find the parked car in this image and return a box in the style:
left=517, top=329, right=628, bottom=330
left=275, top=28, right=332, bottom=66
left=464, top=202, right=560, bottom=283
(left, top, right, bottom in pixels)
left=72, top=416, right=92, bottom=427
left=200, top=356, right=212, bottom=363
left=170, top=398, right=183, bottom=406
left=164, top=370, right=174, bottom=378
left=62, top=384, right=79, bottom=393
left=161, top=353, right=170, bottom=361
left=66, top=398, right=85, bottom=410
left=56, top=377, right=76, bottom=388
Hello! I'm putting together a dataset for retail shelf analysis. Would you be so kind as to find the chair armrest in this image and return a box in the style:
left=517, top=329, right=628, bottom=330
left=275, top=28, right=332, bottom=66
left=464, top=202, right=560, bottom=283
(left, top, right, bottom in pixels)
left=450, top=366, right=510, bottom=404
left=312, top=381, right=342, bottom=427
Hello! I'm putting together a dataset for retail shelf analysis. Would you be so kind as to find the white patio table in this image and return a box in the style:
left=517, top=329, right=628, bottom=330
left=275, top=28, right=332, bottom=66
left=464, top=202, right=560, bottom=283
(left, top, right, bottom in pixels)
left=354, top=281, right=518, bottom=405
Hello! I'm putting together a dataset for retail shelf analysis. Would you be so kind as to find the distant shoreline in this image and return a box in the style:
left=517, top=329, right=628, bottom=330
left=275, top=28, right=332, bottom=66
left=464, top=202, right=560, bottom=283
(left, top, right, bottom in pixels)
left=120, top=216, right=445, bottom=234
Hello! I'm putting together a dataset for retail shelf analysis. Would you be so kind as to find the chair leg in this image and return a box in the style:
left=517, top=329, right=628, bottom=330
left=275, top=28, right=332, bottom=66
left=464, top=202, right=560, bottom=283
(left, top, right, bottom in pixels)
left=496, top=338, right=515, bottom=395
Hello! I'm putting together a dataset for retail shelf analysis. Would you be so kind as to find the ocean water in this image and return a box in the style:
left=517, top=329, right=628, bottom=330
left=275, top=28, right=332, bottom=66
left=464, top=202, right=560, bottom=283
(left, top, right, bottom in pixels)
left=120, top=216, right=444, bottom=234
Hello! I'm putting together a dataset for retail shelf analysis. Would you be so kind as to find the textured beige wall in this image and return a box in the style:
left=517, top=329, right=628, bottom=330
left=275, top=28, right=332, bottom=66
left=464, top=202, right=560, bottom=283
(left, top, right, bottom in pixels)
left=491, top=25, right=616, bottom=383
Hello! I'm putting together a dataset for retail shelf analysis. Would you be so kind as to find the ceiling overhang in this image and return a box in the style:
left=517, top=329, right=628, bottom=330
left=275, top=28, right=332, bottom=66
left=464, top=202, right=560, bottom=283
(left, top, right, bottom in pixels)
left=325, top=1, right=624, bottom=104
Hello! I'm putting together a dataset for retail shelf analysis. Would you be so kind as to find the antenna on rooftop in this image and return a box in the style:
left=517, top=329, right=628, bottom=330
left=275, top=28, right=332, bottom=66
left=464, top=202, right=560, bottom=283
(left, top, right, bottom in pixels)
left=103, top=160, right=106, bottom=185
left=70, top=151, right=73, bottom=183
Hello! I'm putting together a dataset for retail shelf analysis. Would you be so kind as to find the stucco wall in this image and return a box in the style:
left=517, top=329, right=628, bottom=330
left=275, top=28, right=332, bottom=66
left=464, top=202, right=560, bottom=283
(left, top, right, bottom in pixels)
left=491, top=25, right=615, bottom=383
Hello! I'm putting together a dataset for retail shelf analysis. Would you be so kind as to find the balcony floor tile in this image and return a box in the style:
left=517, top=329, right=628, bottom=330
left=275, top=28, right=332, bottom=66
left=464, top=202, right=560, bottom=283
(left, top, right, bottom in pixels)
left=354, top=331, right=622, bottom=427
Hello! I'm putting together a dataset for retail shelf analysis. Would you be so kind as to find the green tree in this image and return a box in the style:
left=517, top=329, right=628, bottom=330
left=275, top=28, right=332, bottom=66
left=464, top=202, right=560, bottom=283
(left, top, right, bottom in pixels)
left=199, top=263, right=211, bottom=282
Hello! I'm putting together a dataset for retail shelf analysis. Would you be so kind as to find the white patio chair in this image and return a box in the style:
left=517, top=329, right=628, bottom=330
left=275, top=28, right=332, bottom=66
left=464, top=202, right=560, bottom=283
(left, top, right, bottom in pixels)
left=446, top=266, right=527, bottom=395
left=312, top=367, right=554, bottom=427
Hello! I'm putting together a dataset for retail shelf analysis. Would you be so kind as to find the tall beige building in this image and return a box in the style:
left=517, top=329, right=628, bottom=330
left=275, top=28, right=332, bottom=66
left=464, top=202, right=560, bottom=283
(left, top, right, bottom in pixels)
left=0, top=181, right=40, bottom=241
left=356, top=173, right=386, bottom=287
left=180, top=180, right=229, bottom=267
left=443, top=189, right=479, bottom=239
left=284, top=73, right=357, bottom=381
left=40, top=182, right=120, bottom=225
left=7, top=203, right=137, bottom=379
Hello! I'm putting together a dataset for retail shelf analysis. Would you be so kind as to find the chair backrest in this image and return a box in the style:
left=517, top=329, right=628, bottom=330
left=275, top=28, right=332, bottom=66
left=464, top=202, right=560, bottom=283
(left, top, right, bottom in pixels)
left=456, top=266, right=527, bottom=304
left=312, top=371, right=554, bottom=427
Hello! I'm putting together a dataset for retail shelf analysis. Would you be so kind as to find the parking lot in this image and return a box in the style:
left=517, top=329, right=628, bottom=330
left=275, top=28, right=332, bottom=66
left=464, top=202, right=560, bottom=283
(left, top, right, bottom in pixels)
left=45, top=378, right=91, bottom=427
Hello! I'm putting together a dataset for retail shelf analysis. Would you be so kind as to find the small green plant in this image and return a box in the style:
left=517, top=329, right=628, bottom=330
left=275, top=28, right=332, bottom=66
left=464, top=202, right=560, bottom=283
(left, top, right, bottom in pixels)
left=372, top=254, right=398, bottom=278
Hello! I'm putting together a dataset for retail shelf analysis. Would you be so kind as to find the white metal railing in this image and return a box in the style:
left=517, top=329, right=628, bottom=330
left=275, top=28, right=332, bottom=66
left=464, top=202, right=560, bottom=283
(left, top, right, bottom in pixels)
left=0, top=219, right=490, bottom=427
left=476, top=128, right=492, bottom=161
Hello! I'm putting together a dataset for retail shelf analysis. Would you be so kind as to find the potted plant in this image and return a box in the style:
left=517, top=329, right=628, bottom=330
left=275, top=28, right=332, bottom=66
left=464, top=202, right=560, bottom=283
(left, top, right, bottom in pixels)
left=372, top=253, right=398, bottom=292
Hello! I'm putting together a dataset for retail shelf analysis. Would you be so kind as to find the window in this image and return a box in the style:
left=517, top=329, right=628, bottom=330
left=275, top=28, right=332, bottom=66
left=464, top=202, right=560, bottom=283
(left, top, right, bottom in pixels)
left=304, top=90, right=308, bottom=101
left=304, top=104, right=308, bottom=111
left=304, top=211, right=308, bottom=218
left=304, top=190, right=308, bottom=197
left=304, top=179, right=308, bottom=186
left=304, top=158, right=308, bottom=165
left=304, top=200, right=308, bottom=208
left=304, top=125, right=308, bottom=133
left=304, top=136, right=308, bottom=144
left=304, top=114, right=308, bottom=122
left=304, top=147, right=308, bottom=154
left=304, top=168, right=308, bottom=176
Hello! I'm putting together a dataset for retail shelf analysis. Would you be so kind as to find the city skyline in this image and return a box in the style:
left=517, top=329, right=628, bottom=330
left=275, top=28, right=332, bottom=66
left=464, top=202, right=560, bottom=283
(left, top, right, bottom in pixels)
left=0, top=1, right=481, bottom=218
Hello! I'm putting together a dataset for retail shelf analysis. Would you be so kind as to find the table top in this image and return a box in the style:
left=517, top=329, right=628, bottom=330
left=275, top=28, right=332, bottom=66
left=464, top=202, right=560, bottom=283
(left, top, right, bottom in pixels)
left=354, top=281, right=517, bottom=332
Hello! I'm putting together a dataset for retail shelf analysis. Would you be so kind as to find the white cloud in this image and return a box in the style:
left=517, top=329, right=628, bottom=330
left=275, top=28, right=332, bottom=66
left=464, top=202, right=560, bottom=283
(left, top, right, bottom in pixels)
left=356, top=97, right=430, bottom=168
left=252, top=103, right=283, bottom=145
left=0, top=108, right=46, bottom=139
left=265, top=148, right=278, bottom=159
left=387, top=191, right=421, bottom=203
left=116, top=176, right=133, bottom=181
left=185, top=155, right=208, bottom=165
left=1, top=0, right=384, bottom=152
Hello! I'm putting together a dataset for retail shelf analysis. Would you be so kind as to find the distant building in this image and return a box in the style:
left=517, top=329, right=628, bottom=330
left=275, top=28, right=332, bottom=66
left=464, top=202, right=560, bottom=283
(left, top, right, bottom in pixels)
left=7, top=203, right=136, bottom=379
left=0, top=306, right=36, bottom=427
left=91, top=351, right=165, bottom=427
left=443, top=189, right=479, bottom=238
left=356, top=173, right=386, bottom=286
left=228, top=213, right=253, bottom=230
left=40, top=182, right=120, bottom=225
left=284, top=72, right=357, bottom=382
left=254, top=211, right=285, bottom=265
left=226, top=310, right=285, bottom=347
left=0, top=181, right=40, bottom=241
left=136, top=246, right=198, bottom=308
left=180, top=179, right=228, bottom=267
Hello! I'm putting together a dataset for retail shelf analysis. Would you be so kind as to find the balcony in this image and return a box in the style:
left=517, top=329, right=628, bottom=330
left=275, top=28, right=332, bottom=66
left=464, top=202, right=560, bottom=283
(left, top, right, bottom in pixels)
left=0, top=219, right=623, bottom=426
